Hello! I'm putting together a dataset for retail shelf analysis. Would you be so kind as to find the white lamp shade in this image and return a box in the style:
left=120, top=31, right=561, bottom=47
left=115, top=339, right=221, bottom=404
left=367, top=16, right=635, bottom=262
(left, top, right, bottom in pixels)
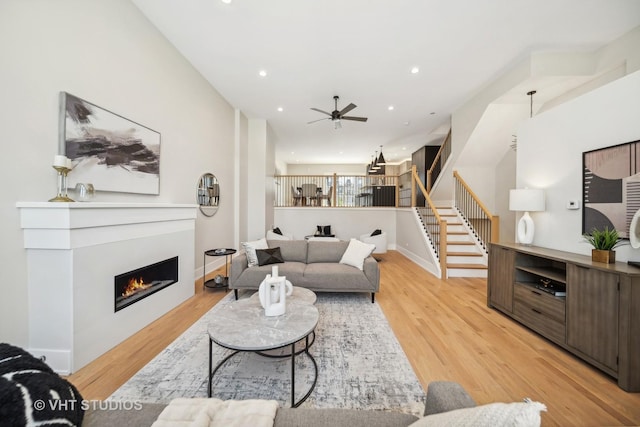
left=509, top=189, right=545, bottom=212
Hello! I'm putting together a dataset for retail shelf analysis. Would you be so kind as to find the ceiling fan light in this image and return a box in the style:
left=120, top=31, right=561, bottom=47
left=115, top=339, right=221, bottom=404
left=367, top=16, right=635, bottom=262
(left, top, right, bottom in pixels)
left=334, top=119, right=341, bottom=129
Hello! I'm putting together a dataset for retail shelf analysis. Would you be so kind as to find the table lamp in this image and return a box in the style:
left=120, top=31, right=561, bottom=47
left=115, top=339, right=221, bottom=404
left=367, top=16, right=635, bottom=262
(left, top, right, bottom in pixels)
left=509, top=188, right=545, bottom=245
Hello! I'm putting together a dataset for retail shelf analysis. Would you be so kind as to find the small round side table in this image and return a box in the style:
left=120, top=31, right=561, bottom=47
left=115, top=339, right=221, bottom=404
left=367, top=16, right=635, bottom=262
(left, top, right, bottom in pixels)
left=203, top=248, right=236, bottom=290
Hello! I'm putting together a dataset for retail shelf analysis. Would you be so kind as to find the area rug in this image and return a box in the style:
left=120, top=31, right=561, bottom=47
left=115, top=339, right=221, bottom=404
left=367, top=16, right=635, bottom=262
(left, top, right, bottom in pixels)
left=109, top=292, right=426, bottom=415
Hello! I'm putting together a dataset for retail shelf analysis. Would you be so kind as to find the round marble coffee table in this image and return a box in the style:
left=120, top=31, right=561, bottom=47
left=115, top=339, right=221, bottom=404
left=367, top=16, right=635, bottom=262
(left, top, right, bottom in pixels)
left=248, top=285, right=317, bottom=305
left=207, top=297, right=319, bottom=407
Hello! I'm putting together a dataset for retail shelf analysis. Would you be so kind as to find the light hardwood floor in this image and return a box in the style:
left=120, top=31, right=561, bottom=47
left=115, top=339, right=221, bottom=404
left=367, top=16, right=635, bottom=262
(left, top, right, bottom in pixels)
left=68, top=251, right=640, bottom=426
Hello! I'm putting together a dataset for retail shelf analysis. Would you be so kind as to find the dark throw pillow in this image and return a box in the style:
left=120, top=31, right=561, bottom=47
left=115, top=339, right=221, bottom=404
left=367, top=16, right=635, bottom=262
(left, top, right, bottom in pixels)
left=255, top=247, right=285, bottom=266
left=0, top=343, right=84, bottom=426
left=323, top=225, right=332, bottom=236
left=371, top=229, right=382, bottom=237
left=272, top=227, right=283, bottom=235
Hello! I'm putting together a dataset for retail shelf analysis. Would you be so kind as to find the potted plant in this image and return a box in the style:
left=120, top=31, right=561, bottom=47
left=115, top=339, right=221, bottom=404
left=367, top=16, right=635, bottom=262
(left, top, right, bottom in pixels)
left=583, top=226, right=625, bottom=263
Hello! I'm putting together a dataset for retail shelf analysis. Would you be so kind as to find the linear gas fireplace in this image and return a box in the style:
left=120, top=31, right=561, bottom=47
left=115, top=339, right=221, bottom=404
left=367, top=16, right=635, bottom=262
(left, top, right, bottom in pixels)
left=114, top=256, right=179, bottom=312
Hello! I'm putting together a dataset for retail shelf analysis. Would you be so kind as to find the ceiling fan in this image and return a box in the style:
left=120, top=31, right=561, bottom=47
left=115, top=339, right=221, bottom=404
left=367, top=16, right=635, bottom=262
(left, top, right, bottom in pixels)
left=308, top=95, right=368, bottom=129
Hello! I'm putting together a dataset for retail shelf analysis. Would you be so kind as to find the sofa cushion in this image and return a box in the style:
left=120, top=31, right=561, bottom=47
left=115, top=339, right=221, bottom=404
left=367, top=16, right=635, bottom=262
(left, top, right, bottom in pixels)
left=242, top=238, right=268, bottom=267
left=234, top=262, right=307, bottom=288
left=307, top=240, right=349, bottom=263
left=275, top=408, right=419, bottom=427
left=340, top=238, right=376, bottom=270
left=256, top=247, right=285, bottom=266
left=268, top=240, right=308, bottom=263
left=304, top=263, right=374, bottom=291
left=410, top=400, right=546, bottom=427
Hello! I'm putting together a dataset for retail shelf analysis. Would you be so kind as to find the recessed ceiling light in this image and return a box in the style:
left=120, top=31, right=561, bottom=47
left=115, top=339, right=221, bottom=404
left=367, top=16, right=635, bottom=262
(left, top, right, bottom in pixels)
left=277, top=107, right=283, bottom=112
left=410, top=66, right=419, bottom=74
left=221, top=0, right=232, bottom=4
left=258, top=70, right=267, bottom=77
left=403, top=121, right=410, bottom=126
left=388, top=105, right=395, bottom=111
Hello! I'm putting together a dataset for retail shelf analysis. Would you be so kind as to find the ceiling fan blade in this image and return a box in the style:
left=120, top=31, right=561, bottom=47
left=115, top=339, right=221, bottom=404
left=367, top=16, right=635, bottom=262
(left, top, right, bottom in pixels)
left=310, top=107, right=332, bottom=116
left=307, top=117, right=331, bottom=124
left=341, top=116, right=368, bottom=122
left=338, top=103, right=357, bottom=116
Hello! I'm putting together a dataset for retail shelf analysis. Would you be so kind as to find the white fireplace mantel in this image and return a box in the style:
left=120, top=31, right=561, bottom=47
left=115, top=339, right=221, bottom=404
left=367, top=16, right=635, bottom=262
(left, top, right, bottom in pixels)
left=17, top=202, right=197, bottom=374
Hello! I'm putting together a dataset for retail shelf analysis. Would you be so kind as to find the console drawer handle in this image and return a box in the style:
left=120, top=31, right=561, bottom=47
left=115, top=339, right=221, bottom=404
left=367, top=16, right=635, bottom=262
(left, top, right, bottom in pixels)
left=531, top=290, right=542, bottom=296
left=531, top=308, right=542, bottom=315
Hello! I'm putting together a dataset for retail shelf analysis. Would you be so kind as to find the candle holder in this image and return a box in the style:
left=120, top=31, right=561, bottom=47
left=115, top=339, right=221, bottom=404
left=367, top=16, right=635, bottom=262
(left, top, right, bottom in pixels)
left=49, top=166, right=75, bottom=202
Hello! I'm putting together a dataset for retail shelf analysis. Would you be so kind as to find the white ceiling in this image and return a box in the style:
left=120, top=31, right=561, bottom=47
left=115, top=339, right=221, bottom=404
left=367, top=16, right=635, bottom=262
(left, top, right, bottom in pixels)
left=132, top=0, right=640, bottom=165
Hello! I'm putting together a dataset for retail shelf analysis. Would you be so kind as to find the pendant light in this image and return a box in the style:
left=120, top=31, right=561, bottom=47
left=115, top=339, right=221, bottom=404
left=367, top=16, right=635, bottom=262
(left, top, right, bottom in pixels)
left=372, top=151, right=381, bottom=170
left=377, top=145, right=386, bottom=165
left=527, top=90, right=536, bottom=118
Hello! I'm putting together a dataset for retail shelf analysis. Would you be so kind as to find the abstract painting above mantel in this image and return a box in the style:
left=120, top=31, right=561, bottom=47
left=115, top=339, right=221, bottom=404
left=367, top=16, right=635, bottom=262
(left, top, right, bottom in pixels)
left=583, top=139, right=640, bottom=237
left=60, top=92, right=160, bottom=195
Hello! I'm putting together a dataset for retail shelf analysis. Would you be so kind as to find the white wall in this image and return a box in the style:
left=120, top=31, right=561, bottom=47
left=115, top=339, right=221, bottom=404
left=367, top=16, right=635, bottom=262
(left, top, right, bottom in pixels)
left=0, top=0, right=236, bottom=347
left=287, top=164, right=367, bottom=175
left=273, top=207, right=396, bottom=244
left=517, top=70, right=640, bottom=260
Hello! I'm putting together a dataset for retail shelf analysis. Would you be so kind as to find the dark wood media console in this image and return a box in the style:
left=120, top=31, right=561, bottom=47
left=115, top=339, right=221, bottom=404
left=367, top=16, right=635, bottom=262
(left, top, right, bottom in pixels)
left=488, top=242, right=640, bottom=392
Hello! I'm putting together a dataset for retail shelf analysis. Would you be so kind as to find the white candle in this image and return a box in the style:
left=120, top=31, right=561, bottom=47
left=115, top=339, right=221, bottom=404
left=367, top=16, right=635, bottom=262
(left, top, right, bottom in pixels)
left=66, top=157, right=72, bottom=169
left=53, top=155, right=68, bottom=168
left=272, top=265, right=278, bottom=278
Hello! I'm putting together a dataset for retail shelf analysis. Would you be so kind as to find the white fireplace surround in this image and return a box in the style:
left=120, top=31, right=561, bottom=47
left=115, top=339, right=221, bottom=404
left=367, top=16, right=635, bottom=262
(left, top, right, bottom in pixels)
left=16, top=202, right=197, bottom=374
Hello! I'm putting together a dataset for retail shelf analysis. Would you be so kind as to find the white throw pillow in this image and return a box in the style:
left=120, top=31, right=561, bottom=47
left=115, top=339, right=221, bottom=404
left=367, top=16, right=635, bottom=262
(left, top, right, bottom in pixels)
left=339, top=238, right=376, bottom=270
left=410, top=401, right=546, bottom=427
left=242, top=238, right=268, bottom=267
left=266, top=230, right=293, bottom=241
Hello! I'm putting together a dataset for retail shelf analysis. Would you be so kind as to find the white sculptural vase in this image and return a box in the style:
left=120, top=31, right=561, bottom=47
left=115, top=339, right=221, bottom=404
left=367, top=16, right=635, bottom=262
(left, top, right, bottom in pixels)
left=258, top=272, right=293, bottom=317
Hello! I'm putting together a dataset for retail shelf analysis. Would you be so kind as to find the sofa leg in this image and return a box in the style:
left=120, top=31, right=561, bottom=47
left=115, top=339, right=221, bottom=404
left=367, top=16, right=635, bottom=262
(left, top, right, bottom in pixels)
left=234, top=289, right=238, bottom=300
left=371, top=293, right=375, bottom=303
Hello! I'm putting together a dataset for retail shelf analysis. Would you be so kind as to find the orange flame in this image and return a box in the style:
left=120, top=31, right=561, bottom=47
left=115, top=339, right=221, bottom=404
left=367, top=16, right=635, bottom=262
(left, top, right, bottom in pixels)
left=122, top=277, right=151, bottom=298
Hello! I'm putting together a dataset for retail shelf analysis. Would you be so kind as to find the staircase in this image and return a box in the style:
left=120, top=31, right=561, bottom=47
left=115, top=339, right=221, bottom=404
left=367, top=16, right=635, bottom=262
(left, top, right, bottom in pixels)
left=437, top=206, right=488, bottom=278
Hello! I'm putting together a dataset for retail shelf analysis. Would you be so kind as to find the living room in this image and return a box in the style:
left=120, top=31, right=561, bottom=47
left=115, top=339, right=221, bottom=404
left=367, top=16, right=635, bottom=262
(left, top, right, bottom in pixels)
left=2, top=1, right=640, bottom=426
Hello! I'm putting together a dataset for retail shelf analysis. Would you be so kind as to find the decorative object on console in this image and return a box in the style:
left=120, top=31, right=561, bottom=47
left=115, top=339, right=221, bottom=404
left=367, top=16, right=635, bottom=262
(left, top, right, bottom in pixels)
left=629, top=209, right=640, bottom=249
left=315, top=225, right=332, bottom=236
left=49, top=154, right=74, bottom=202
left=583, top=226, right=625, bottom=263
left=73, top=182, right=95, bottom=201
left=61, top=92, right=161, bottom=195
left=509, top=188, right=545, bottom=245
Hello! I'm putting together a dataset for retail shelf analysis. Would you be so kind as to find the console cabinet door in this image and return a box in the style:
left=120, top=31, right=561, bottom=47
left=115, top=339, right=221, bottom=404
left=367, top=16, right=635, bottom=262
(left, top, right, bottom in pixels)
left=488, top=245, right=515, bottom=313
left=566, top=264, right=619, bottom=372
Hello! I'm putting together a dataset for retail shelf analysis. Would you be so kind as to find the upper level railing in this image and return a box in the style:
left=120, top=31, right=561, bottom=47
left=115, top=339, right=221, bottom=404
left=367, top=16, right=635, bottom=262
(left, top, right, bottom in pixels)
left=453, top=170, right=499, bottom=253
left=274, top=174, right=399, bottom=207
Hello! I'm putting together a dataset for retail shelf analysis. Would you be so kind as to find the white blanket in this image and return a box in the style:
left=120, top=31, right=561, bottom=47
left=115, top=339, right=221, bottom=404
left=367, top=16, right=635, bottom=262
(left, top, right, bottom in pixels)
left=151, top=398, right=279, bottom=427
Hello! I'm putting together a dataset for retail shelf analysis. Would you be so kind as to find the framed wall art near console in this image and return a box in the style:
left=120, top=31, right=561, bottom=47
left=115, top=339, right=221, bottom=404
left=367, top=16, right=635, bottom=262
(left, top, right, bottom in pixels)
left=583, top=139, right=640, bottom=237
left=59, top=92, right=160, bottom=195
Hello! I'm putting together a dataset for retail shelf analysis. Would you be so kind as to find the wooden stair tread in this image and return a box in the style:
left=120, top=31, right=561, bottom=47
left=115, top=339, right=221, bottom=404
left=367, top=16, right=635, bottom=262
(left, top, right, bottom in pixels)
left=447, top=252, right=483, bottom=257
left=446, top=241, right=476, bottom=245
left=446, top=263, right=488, bottom=270
left=447, top=231, right=468, bottom=235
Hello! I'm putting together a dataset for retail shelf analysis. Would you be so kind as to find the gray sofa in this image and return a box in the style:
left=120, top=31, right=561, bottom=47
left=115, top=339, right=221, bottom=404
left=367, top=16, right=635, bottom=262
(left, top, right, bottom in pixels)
left=230, top=239, right=380, bottom=302
left=84, top=381, right=477, bottom=427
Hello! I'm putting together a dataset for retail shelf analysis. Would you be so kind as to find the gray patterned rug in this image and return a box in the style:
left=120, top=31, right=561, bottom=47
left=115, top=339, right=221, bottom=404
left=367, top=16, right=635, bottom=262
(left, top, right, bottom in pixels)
left=109, top=292, right=426, bottom=415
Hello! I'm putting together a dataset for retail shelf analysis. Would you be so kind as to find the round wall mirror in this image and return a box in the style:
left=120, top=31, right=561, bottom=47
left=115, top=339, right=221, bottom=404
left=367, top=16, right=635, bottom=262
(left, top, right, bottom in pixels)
left=197, top=173, right=219, bottom=217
